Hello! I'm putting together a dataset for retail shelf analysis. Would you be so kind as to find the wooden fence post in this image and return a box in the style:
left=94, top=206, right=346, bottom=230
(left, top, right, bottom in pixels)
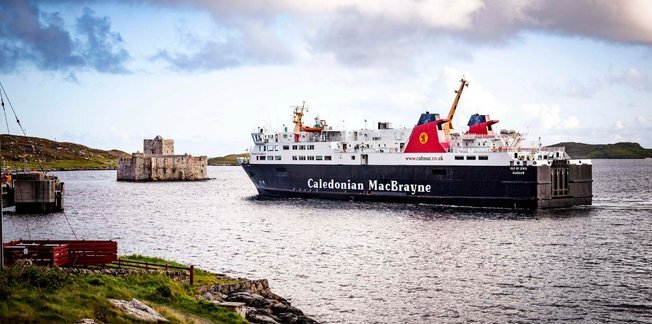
left=189, top=265, right=194, bottom=285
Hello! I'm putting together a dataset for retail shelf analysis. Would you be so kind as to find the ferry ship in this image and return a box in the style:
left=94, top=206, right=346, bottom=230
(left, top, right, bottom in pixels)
left=240, top=79, right=592, bottom=209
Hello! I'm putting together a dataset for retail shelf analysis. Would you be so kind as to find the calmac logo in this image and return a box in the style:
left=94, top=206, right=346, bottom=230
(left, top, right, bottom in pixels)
left=419, top=132, right=428, bottom=144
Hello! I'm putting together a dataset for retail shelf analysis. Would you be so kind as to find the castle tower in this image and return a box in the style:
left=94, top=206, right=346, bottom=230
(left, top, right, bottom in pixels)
left=144, top=135, right=174, bottom=155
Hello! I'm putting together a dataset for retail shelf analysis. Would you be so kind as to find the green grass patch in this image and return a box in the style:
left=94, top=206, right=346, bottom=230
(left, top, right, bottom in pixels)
left=0, top=259, right=247, bottom=323
left=207, top=154, right=248, bottom=166
left=120, top=254, right=241, bottom=287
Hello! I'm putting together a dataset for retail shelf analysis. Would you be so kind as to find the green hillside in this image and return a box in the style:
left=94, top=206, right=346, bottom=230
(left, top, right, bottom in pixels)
left=553, top=142, right=652, bottom=159
left=0, top=134, right=129, bottom=170
left=208, top=153, right=248, bottom=166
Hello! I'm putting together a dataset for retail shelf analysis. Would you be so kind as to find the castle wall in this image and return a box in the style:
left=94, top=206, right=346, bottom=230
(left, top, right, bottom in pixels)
left=117, top=154, right=207, bottom=181
left=150, top=155, right=208, bottom=181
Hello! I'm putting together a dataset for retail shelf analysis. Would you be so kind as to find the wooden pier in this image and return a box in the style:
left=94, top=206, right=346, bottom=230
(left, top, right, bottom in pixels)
left=2, top=172, right=64, bottom=213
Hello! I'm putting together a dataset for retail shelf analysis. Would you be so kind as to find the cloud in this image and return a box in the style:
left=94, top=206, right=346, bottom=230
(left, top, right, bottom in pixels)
left=541, top=78, right=604, bottom=98
left=521, top=103, right=581, bottom=132
left=635, top=115, right=647, bottom=125
left=154, top=22, right=293, bottom=71
left=76, top=8, right=131, bottom=73
left=0, top=1, right=129, bottom=74
left=608, top=67, right=652, bottom=91
left=156, top=0, right=652, bottom=67
left=614, top=120, right=625, bottom=129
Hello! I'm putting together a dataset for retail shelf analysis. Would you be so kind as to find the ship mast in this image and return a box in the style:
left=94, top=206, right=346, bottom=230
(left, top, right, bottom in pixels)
left=292, top=101, right=306, bottom=134
left=443, top=78, right=469, bottom=136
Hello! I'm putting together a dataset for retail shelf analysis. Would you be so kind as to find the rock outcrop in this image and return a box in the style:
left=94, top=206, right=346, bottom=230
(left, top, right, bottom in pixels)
left=199, top=280, right=317, bottom=324
left=109, top=298, right=168, bottom=322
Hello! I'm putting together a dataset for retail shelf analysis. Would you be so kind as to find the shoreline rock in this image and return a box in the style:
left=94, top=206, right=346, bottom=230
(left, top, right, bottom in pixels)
left=199, top=280, right=317, bottom=324
left=108, top=298, right=168, bottom=322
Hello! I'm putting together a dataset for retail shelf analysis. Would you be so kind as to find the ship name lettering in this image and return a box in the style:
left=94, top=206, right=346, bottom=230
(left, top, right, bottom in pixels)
left=368, top=180, right=431, bottom=195
left=307, top=178, right=364, bottom=190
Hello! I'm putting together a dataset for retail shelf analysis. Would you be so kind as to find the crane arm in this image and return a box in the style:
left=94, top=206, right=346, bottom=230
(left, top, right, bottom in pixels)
left=443, top=78, right=469, bottom=136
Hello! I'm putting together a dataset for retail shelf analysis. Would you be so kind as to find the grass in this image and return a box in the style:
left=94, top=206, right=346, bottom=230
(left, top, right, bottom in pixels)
left=207, top=154, right=248, bottom=166
left=4, top=158, right=119, bottom=171
left=553, top=142, right=652, bottom=159
left=120, top=254, right=241, bottom=287
left=1, top=134, right=128, bottom=171
left=0, top=255, right=248, bottom=323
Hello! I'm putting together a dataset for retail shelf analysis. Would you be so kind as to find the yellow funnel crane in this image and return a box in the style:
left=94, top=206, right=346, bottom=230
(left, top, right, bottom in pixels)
left=443, top=78, right=469, bottom=136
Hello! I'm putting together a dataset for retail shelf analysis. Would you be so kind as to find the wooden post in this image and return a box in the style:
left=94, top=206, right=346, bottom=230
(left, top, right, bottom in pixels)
left=189, top=265, right=194, bottom=285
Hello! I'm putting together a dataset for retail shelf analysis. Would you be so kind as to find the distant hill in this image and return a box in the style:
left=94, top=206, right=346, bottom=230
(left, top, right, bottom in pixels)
left=208, top=153, right=248, bottom=166
left=553, top=142, right=652, bottom=159
left=0, top=134, right=129, bottom=170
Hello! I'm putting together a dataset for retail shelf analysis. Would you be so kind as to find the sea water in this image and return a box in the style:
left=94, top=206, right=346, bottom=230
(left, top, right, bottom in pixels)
left=3, top=159, right=651, bottom=322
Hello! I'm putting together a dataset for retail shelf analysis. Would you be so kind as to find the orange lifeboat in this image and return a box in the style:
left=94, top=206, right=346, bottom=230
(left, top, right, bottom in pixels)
left=300, top=125, right=324, bottom=132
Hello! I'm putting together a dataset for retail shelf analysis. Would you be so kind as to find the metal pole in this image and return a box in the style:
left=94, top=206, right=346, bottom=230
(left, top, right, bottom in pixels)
left=1, top=136, right=4, bottom=268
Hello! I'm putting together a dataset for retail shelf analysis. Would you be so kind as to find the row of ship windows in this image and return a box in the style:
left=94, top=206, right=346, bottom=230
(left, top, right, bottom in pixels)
left=292, top=156, right=332, bottom=161
left=255, top=155, right=333, bottom=161
left=259, top=144, right=316, bottom=152
left=455, top=155, right=489, bottom=160
left=256, top=156, right=282, bottom=161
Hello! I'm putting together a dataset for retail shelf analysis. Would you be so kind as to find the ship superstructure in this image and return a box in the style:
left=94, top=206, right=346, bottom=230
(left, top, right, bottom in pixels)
left=241, top=79, right=592, bottom=209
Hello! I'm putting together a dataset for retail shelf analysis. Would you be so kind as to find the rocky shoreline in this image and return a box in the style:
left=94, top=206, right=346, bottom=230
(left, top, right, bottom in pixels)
left=59, top=267, right=317, bottom=323
left=199, top=279, right=317, bottom=324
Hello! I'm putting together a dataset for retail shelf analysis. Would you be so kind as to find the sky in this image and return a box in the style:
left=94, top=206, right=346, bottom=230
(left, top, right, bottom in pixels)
left=1, top=0, right=651, bottom=156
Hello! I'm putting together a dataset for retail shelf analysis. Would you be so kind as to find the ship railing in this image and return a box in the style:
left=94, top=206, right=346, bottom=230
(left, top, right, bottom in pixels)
left=451, top=146, right=565, bottom=153
left=456, top=134, right=502, bottom=140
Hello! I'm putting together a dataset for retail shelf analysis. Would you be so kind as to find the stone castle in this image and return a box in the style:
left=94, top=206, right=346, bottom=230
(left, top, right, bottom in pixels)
left=117, top=136, right=208, bottom=181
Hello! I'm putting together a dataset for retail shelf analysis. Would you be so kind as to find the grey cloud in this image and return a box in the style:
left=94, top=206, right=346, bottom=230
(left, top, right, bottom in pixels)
left=154, top=22, right=293, bottom=71
left=311, top=0, right=652, bottom=66
left=0, top=1, right=129, bottom=74
left=143, top=0, right=652, bottom=69
left=528, top=1, right=652, bottom=46
left=311, top=9, right=419, bottom=67
left=76, top=7, right=130, bottom=73
left=154, top=39, right=245, bottom=71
